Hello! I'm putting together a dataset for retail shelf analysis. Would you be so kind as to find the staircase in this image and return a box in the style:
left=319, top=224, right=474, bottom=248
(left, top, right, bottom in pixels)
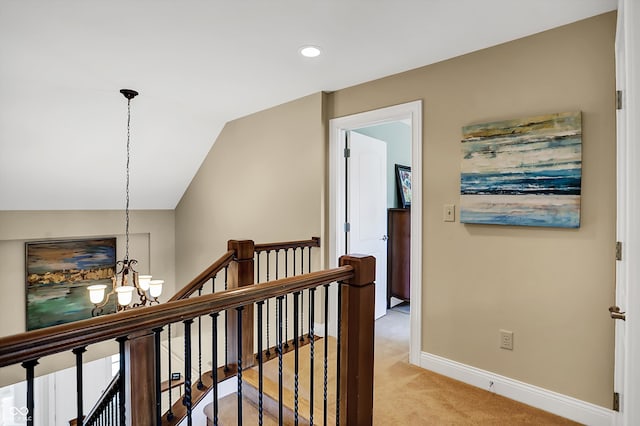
left=204, top=335, right=337, bottom=425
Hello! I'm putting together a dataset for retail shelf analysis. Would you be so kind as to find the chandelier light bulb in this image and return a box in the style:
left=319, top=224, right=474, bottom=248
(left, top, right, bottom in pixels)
left=115, top=286, right=135, bottom=306
left=149, top=280, right=164, bottom=298
left=138, top=275, right=152, bottom=291
left=87, top=284, right=107, bottom=304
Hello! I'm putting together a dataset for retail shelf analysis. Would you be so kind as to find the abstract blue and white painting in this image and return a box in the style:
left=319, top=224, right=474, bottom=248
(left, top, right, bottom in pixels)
left=460, top=111, right=582, bottom=228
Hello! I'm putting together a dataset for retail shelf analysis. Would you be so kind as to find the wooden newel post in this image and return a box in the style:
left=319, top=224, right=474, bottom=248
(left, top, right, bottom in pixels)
left=124, top=331, right=156, bottom=425
left=338, top=254, right=376, bottom=426
left=227, top=240, right=255, bottom=369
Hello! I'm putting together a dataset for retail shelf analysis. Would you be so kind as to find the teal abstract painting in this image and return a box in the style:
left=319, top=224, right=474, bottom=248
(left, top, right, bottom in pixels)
left=26, top=238, right=117, bottom=330
left=460, top=111, right=582, bottom=228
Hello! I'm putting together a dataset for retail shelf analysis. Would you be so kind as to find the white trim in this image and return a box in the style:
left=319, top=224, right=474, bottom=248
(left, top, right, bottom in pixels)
left=617, top=1, right=640, bottom=425
left=614, top=0, right=628, bottom=424
left=420, top=352, right=615, bottom=426
left=329, top=100, right=423, bottom=365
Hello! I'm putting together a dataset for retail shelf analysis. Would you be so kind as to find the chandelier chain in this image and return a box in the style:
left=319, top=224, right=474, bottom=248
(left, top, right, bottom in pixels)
left=125, top=98, right=131, bottom=261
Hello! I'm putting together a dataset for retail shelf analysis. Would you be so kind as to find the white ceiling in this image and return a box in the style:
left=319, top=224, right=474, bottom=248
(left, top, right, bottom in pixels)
left=0, top=0, right=617, bottom=210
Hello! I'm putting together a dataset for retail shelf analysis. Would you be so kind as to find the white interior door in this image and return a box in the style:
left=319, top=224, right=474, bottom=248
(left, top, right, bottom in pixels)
left=614, top=1, right=640, bottom=424
left=614, top=6, right=627, bottom=421
left=348, top=131, right=388, bottom=319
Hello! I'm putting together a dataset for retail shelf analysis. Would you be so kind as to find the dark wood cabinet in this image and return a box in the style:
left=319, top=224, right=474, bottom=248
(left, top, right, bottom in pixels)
left=387, top=208, right=410, bottom=307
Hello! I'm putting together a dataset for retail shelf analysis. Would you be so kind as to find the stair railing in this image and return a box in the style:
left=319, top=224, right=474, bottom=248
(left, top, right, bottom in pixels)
left=82, top=372, right=121, bottom=425
left=161, top=238, right=321, bottom=424
left=0, top=243, right=374, bottom=426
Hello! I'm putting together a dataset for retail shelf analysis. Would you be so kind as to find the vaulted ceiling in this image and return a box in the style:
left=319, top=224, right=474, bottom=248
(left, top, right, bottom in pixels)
left=0, top=0, right=617, bottom=210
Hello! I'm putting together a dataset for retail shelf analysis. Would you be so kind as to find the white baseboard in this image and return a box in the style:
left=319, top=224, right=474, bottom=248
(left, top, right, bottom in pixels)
left=420, top=352, right=615, bottom=426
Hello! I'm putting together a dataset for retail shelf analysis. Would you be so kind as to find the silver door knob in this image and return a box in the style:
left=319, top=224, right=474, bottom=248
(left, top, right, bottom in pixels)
left=381, top=235, right=389, bottom=241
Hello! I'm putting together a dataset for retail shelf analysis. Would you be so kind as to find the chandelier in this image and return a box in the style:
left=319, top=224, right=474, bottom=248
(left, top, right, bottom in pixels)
left=87, top=89, right=163, bottom=315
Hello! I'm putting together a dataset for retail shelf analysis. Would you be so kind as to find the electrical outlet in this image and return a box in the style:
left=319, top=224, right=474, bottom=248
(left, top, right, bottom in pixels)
left=500, top=329, right=514, bottom=350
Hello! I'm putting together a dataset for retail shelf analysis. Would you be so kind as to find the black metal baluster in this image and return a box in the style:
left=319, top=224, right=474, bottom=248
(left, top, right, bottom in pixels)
left=323, top=284, right=329, bottom=426
left=300, top=249, right=305, bottom=343
left=257, top=301, right=265, bottom=426
left=153, top=327, right=163, bottom=425
left=264, top=251, right=271, bottom=357
left=184, top=319, right=194, bottom=426
left=211, top=273, right=219, bottom=425
left=308, top=248, right=313, bottom=339
left=293, top=247, right=297, bottom=276
left=197, top=287, right=204, bottom=390
left=72, top=346, right=86, bottom=425
left=236, top=306, right=244, bottom=425
left=116, top=336, right=127, bottom=426
left=270, top=249, right=280, bottom=356
left=309, top=287, right=316, bottom=425
left=167, top=324, right=174, bottom=421
left=257, top=250, right=261, bottom=283
left=284, top=249, right=289, bottom=349
left=210, top=312, right=220, bottom=426
left=277, top=295, right=284, bottom=425
left=293, top=291, right=300, bottom=425
left=266, top=297, right=271, bottom=357
left=336, top=283, right=342, bottom=425
left=266, top=250, right=271, bottom=282
left=22, top=359, right=38, bottom=426
left=224, top=267, right=230, bottom=372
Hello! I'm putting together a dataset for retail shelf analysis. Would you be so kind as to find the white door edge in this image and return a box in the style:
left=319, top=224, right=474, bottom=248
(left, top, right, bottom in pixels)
left=329, top=100, right=423, bottom=366
left=615, top=1, right=640, bottom=425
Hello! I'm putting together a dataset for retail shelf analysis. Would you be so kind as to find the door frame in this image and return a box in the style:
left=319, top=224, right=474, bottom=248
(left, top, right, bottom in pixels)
left=329, top=100, right=423, bottom=365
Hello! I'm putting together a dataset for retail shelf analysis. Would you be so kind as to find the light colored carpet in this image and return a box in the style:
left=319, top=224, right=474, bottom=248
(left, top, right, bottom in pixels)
left=373, top=309, right=579, bottom=425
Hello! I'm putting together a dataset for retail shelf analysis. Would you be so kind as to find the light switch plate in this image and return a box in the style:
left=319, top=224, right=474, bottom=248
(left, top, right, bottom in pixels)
left=444, top=204, right=455, bottom=222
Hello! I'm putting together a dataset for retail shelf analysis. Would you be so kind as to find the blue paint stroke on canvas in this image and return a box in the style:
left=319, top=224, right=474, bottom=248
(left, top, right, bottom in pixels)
left=460, top=112, right=582, bottom=228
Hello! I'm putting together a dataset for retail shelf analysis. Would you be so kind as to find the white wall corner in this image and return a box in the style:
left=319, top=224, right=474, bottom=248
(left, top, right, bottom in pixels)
left=314, top=322, right=326, bottom=337
left=420, top=352, right=615, bottom=426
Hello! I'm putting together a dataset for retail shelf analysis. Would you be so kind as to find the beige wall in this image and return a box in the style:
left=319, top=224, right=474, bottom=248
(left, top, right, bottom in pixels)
left=0, top=210, right=175, bottom=386
left=327, top=13, right=617, bottom=407
left=175, top=93, right=325, bottom=286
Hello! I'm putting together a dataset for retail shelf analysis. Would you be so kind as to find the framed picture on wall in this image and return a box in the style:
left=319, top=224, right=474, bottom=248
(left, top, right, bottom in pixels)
left=25, top=238, right=117, bottom=330
left=395, top=164, right=412, bottom=208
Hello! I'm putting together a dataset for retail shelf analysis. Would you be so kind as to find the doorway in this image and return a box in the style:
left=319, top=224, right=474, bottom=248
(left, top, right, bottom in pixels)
left=329, top=100, right=423, bottom=365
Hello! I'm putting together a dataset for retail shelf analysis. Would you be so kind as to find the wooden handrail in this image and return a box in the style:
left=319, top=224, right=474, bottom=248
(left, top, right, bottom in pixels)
left=254, top=237, right=320, bottom=253
left=0, top=265, right=353, bottom=368
left=170, top=237, right=321, bottom=302
left=169, top=250, right=235, bottom=302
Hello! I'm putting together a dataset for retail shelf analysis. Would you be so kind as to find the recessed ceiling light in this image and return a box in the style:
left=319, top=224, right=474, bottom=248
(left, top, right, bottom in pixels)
left=300, top=46, right=321, bottom=58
